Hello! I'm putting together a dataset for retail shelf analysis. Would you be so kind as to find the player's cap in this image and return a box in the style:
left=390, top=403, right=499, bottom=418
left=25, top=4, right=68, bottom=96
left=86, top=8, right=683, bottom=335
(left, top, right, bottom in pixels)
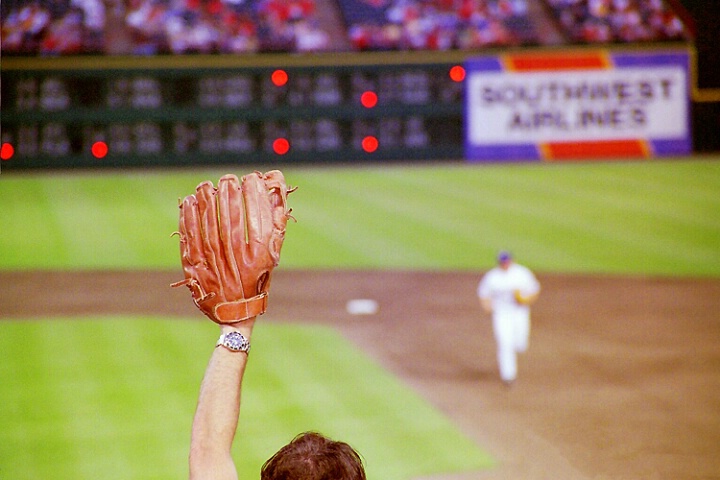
left=497, top=251, right=512, bottom=263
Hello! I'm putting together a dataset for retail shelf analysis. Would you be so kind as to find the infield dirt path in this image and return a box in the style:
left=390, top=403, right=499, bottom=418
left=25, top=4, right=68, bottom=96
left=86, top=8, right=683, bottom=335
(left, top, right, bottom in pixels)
left=2, top=270, right=719, bottom=479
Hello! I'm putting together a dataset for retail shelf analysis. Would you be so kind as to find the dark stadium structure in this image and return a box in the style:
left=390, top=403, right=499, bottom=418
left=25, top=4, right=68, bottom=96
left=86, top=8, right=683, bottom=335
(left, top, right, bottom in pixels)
left=2, top=0, right=718, bottom=167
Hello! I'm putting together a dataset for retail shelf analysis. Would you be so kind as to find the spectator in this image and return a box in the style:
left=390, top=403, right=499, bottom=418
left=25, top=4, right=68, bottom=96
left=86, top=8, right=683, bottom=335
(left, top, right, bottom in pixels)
left=546, top=0, right=688, bottom=43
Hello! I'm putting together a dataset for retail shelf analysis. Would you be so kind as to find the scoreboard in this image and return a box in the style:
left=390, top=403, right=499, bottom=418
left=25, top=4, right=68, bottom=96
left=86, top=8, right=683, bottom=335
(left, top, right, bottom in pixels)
left=1, top=53, right=466, bottom=168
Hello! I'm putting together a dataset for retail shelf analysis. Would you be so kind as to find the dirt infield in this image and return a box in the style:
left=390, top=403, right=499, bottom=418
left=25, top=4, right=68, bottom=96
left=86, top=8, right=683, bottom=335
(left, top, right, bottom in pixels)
left=2, top=270, right=719, bottom=479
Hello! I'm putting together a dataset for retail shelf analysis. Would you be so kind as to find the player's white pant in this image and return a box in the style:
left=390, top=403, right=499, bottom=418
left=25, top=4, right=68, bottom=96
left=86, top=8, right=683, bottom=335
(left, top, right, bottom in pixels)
left=493, top=312, right=530, bottom=382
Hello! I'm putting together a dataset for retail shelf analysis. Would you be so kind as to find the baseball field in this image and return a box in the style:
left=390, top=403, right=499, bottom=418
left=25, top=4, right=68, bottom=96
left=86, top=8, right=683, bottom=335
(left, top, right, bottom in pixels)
left=1, top=157, right=719, bottom=479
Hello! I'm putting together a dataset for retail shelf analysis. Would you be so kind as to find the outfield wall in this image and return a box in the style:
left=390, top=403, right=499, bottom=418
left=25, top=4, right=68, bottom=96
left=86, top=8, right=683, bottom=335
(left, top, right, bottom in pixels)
left=2, top=43, right=716, bottom=170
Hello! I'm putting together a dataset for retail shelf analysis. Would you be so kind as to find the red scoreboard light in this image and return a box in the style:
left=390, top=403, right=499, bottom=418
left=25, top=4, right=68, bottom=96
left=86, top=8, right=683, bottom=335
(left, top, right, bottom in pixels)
left=273, top=138, right=290, bottom=155
left=91, top=141, right=108, bottom=159
left=271, top=69, right=289, bottom=87
left=362, top=136, right=379, bottom=153
left=449, top=65, right=466, bottom=82
left=1, top=142, right=14, bottom=160
left=360, top=91, right=378, bottom=108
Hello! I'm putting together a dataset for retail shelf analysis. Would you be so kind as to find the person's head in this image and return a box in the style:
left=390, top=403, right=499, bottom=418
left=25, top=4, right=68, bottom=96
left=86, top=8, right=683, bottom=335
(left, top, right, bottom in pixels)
left=261, top=432, right=366, bottom=480
left=497, top=250, right=513, bottom=270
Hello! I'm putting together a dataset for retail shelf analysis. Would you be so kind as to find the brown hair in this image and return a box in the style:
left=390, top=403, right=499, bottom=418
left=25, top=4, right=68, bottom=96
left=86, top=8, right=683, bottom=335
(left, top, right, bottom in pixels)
left=260, top=432, right=366, bottom=480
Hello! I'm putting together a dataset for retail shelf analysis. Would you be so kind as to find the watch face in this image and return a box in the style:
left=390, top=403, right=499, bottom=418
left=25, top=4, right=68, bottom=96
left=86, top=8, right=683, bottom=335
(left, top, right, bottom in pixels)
left=224, top=332, right=249, bottom=351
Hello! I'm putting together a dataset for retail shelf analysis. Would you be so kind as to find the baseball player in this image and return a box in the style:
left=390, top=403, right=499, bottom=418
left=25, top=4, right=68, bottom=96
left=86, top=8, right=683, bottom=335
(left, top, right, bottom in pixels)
left=477, top=251, right=540, bottom=386
left=172, top=171, right=366, bottom=480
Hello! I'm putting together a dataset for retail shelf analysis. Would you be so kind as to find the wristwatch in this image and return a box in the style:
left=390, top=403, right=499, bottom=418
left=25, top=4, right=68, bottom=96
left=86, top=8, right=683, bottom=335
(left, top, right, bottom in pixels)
left=216, top=331, right=250, bottom=353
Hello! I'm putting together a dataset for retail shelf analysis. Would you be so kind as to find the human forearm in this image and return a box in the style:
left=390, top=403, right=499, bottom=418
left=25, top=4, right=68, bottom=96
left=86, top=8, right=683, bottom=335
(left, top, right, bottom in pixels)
left=480, top=297, right=493, bottom=313
left=189, top=321, right=255, bottom=480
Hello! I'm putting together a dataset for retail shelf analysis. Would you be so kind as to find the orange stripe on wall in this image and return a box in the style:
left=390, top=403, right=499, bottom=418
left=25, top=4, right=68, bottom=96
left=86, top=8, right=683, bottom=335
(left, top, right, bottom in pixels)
left=542, top=140, right=651, bottom=160
left=504, top=51, right=611, bottom=71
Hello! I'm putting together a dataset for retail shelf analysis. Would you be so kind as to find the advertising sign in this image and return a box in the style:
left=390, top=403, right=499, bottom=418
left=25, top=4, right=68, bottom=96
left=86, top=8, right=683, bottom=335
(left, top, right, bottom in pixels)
left=465, top=50, right=691, bottom=161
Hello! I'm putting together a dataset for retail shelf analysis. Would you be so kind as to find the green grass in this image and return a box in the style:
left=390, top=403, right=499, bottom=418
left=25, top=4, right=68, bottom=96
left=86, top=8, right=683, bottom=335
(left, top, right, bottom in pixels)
left=282, top=159, right=720, bottom=275
left=1, top=158, right=719, bottom=276
left=1, top=158, right=718, bottom=479
left=0, top=318, right=493, bottom=480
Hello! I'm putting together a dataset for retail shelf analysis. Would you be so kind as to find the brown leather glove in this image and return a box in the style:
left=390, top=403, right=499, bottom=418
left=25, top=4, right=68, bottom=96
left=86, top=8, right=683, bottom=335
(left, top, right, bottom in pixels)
left=172, top=171, right=294, bottom=324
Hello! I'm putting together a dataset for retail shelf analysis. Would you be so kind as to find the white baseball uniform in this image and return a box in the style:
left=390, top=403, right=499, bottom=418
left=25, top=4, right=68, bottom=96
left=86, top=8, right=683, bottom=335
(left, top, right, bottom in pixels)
left=477, top=262, right=540, bottom=383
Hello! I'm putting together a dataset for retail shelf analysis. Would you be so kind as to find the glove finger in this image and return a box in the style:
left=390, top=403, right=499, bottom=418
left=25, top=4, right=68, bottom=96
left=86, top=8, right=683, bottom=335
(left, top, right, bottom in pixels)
left=217, top=174, right=245, bottom=297
left=263, top=170, right=289, bottom=213
left=242, top=171, right=274, bottom=261
left=195, top=180, right=225, bottom=298
left=177, top=192, right=219, bottom=305
left=263, top=170, right=291, bottom=264
left=179, top=194, right=206, bottom=277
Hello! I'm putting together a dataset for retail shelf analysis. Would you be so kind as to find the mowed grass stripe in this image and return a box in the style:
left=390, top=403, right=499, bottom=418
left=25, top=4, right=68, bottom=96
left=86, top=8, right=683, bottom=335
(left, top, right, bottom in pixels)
left=1, top=158, right=718, bottom=275
left=2, top=172, right=205, bottom=269
left=535, top=162, right=720, bottom=273
left=547, top=161, right=720, bottom=236
left=0, top=178, right=61, bottom=267
left=288, top=166, right=584, bottom=269
left=463, top=165, right=713, bottom=273
left=291, top=161, right=720, bottom=274
left=286, top=171, right=459, bottom=267
left=383, top=161, right=720, bottom=274
left=43, top=176, right=180, bottom=269
left=285, top=175, right=430, bottom=267
left=0, top=317, right=86, bottom=477
left=0, top=319, right=492, bottom=480
left=376, top=165, right=582, bottom=267
left=0, top=319, right=201, bottom=480
left=398, top=165, right=569, bottom=268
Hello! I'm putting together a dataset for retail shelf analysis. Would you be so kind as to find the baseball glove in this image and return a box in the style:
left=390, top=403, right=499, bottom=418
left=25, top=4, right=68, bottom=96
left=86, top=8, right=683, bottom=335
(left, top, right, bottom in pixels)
left=514, top=289, right=538, bottom=305
left=171, top=170, right=295, bottom=324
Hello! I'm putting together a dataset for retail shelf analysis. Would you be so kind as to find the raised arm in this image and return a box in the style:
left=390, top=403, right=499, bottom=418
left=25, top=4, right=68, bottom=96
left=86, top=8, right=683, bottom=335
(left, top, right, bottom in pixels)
left=172, top=171, right=294, bottom=480
left=189, top=320, right=255, bottom=480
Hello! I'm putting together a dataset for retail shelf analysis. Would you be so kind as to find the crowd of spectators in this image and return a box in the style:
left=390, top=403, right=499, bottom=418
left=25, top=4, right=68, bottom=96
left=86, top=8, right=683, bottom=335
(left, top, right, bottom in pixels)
left=1, top=0, right=691, bottom=55
left=123, top=0, right=332, bottom=54
left=340, top=0, right=539, bottom=50
left=124, top=0, right=259, bottom=54
left=254, top=0, right=331, bottom=52
left=2, top=0, right=105, bottom=54
left=546, top=0, right=689, bottom=43
left=1, top=0, right=331, bottom=54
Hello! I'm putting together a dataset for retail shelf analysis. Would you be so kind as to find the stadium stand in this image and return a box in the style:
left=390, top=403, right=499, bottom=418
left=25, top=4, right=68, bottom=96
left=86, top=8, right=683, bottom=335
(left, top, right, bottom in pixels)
left=543, top=0, right=689, bottom=43
left=1, top=0, right=105, bottom=54
left=337, top=0, right=541, bottom=50
left=1, top=0, right=337, bottom=54
left=0, top=0, right=697, bottom=54
left=123, top=0, right=260, bottom=54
